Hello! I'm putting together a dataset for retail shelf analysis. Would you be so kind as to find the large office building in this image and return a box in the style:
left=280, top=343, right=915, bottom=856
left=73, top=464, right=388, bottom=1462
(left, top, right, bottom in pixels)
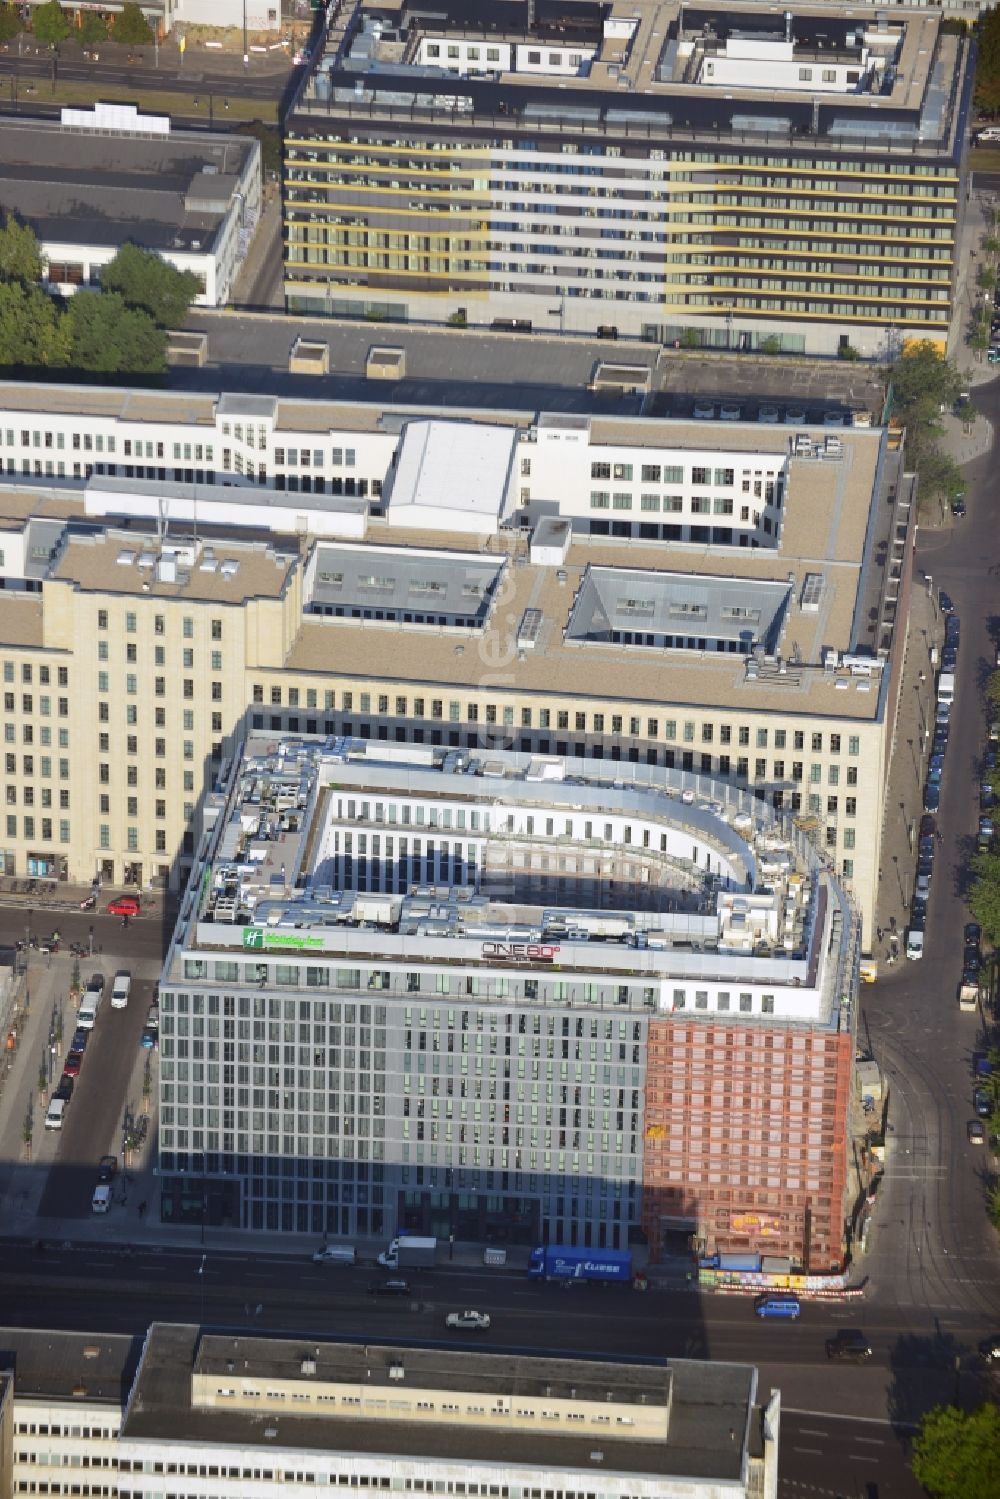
left=0, top=1325, right=780, bottom=1499
left=0, top=383, right=912, bottom=943
left=282, top=0, right=970, bottom=355
left=158, top=728, right=858, bottom=1268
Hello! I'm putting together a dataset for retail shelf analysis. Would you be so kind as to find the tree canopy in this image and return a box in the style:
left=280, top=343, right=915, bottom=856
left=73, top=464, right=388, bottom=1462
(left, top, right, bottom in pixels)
left=911, top=1404, right=1000, bottom=1499
left=0, top=2, right=22, bottom=44
left=0, top=213, right=44, bottom=285
left=78, top=13, right=108, bottom=45
left=889, top=343, right=963, bottom=514
left=0, top=282, right=71, bottom=369
left=31, top=0, right=71, bottom=46
left=976, top=6, right=1000, bottom=116
left=66, top=291, right=166, bottom=376
left=100, top=243, right=200, bottom=329
left=112, top=2, right=153, bottom=45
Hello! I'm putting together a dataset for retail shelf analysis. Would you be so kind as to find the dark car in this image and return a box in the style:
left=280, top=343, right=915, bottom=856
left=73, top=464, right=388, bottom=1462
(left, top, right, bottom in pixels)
left=920, top=814, right=937, bottom=839
left=923, top=784, right=940, bottom=813
left=62, top=1050, right=84, bottom=1077
left=945, top=616, right=960, bottom=645
left=952, top=496, right=967, bottom=518
left=97, top=1155, right=117, bottom=1182
left=71, top=1027, right=89, bottom=1053
left=964, top=946, right=982, bottom=973
left=909, top=906, right=927, bottom=933
left=940, top=648, right=958, bottom=673
left=927, top=755, right=944, bottom=784
left=932, top=728, right=949, bottom=756
left=918, top=835, right=935, bottom=859
left=368, top=1279, right=411, bottom=1296
left=965, top=922, right=982, bottom=947
left=982, top=784, right=995, bottom=811
left=939, top=590, right=954, bottom=614
left=975, top=1086, right=992, bottom=1118
left=986, top=749, right=998, bottom=773
left=54, top=1075, right=74, bottom=1103
left=963, top=964, right=981, bottom=988
left=980, top=1335, right=1000, bottom=1365
left=826, top=1329, right=873, bottom=1363
left=140, top=1025, right=158, bottom=1050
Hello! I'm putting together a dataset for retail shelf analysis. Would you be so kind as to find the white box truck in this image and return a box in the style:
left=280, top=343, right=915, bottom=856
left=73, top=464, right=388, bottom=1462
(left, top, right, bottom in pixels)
left=937, top=671, right=955, bottom=706
left=378, top=1236, right=437, bottom=1269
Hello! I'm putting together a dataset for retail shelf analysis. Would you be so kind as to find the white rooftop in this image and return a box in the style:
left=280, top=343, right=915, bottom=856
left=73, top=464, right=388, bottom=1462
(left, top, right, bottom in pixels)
left=385, top=419, right=518, bottom=535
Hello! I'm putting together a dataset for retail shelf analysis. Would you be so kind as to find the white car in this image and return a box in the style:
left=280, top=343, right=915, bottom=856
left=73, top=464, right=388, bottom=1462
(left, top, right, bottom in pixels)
left=905, top=930, right=924, bottom=960
left=446, top=1310, right=491, bottom=1330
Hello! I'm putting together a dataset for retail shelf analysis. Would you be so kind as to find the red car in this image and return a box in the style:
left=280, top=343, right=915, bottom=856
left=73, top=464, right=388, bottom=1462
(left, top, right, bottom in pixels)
left=106, top=896, right=140, bottom=917
left=62, top=1050, right=84, bottom=1076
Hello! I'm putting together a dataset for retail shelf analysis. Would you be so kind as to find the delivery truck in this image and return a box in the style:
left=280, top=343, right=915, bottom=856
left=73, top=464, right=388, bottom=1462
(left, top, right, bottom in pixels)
left=378, top=1235, right=438, bottom=1269
left=527, top=1245, right=633, bottom=1282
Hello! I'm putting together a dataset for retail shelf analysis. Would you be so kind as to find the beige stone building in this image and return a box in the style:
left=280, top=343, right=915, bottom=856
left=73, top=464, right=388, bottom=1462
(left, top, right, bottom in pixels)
left=0, top=391, right=912, bottom=946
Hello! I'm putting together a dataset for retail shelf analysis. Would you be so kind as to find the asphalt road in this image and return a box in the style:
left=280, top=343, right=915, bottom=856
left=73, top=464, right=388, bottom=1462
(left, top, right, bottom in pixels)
left=860, top=369, right=1000, bottom=1342
left=0, top=53, right=288, bottom=104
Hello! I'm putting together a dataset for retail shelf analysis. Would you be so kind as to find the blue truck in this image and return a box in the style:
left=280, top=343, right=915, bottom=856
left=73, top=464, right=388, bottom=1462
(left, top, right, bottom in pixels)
left=527, top=1245, right=633, bottom=1282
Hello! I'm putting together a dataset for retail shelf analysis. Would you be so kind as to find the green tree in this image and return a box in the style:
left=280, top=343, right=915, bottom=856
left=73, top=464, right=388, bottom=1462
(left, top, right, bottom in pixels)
left=67, top=291, right=166, bottom=375
left=978, top=264, right=997, bottom=293
left=679, top=327, right=701, bottom=349
left=100, top=243, right=200, bottom=328
left=956, top=396, right=977, bottom=430
left=891, top=342, right=961, bottom=422
left=984, top=235, right=1000, bottom=260
left=78, top=13, right=108, bottom=45
left=112, top=2, right=153, bottom=45
left=913, top=444, right=964, bottom=517
left=243, top=119, right=281, bottom=177
left=988, top=1179, right=1000, bottom=1231
left=0, top=213, right=43, bottom=285
left=758, top=334, right=782, bottom=355
left=911, top=1404, right=1000, bottom=1499
left=971, top=323, right=990, bottom=361
left=837, top=343, right=860, bottom=361
left=0, top=2, right=22, bottom=44
left=976, top=6, right=1000, bottom=115
left=31, top=0, right=70, bottom=46
left=0, top=282, right=70, bottom=368
left=969, top=848, right=1000, bottom=946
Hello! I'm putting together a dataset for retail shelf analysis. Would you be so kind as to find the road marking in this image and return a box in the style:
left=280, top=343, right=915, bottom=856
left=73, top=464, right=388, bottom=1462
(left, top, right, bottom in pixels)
left=798, top=1429, right=829, bottom=1438
left=790, top=1447, right=823, bottom=1456
left=847, top=1454, right=879, bottom=1464
left=853, top=1437, right=885, bottom=1447
left=784, top=1408, right=919, bottom=1431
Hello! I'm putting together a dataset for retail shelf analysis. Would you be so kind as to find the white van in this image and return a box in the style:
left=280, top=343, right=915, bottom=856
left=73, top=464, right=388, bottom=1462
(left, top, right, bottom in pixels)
left=312, top=1245, right=357, bottom=1266
left=111, top=972, right=131, bottom=1010
left=91, top=1184, right=112, bottom=1214
left=77, top=997, right=98, bottom=1029
left=45, top=1098, right=66, bottom=1130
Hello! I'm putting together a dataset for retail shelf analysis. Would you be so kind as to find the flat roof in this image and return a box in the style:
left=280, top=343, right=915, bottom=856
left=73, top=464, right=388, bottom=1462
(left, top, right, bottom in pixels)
left=567, top=566, right=792, bottom=653
left=49, top=527, right=299, bottom=605
left=0, top=1326, right=139, bottom=1406
left=121, top=1325, right=755, bottom=1484
left=0, top=119, right=255, bottom=257
left=386, top=420, right=519, bottom=527
left=298, top=0, right=960, bottom=151
left=285, top=417, right=896, bottom=721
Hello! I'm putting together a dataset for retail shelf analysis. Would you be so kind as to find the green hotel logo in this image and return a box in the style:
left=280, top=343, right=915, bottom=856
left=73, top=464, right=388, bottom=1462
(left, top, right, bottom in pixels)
left=242, top=928, right=325, bottom=952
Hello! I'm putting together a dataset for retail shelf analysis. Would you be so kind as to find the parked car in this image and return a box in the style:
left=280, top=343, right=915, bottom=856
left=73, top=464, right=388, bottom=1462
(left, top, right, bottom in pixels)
left=986, top=749, right=999, bottom=773
left=97, top=1155, right=117, bottom=1182
left=140, top=1025, right=158, bottom=1050
left=968, top=1120, right=986, bottom=1145
left=974, top=1086, right=992, bottom=1118
left=927, top=756, right=944, bottom=784
left=62, top=1050, right=83, bottom=1077
left=941, top=647, right=957, bottom=672
left=939, top=589, right=954, bottom=614
left=952, top=495, right=967, bottom=517
left=910, top=896, right=928, bottom=925
left=965, top=922, right=982, bottom=947
left=923, top=784, right=940, bottom=813
left=982, top=783, right=995, bottom=811
left=71, top=1027, right=89, bottom=1053
left=445, top=1310, right=491, bottom=1330
left=920, top=814, right=937, bottom=839
left=906, top=929, right=925, bottom=960
left=963, top=963, right=981, bottom=988
left=964, top=947, right=982, bottom=974
left=980, top=1335, right=1000, bottom=1364
left=915, top=872, right=932, bottom=901
left=54, top=1075, right=74, bottom=1103
left=932, top=730, right=949, bottom=758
